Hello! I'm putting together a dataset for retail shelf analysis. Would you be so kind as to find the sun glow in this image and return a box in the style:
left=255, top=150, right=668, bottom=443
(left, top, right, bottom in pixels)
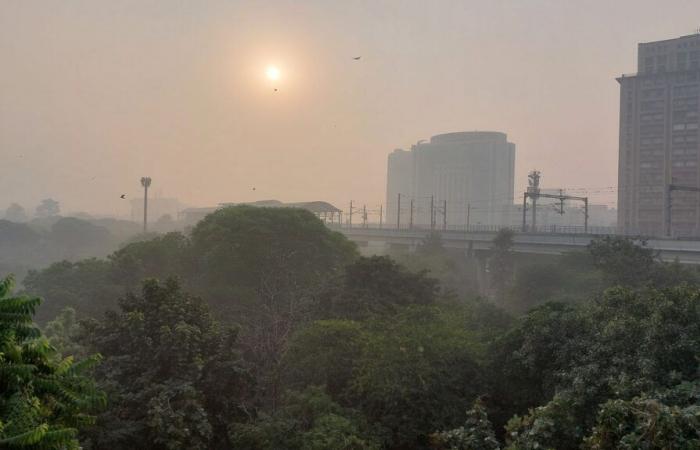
left=265, top=65, right=280, bottom=81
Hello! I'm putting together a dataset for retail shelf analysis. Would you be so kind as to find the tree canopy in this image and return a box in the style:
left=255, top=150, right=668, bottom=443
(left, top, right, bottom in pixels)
left=78, top=278, right=250, bottom=450
left=0, top=276, right=103, bottom=449
left=35, top=199, right=60, bottom=219
left=10, top=210, right=700, bottom=449
left=4, top=204, right=27, bottom=223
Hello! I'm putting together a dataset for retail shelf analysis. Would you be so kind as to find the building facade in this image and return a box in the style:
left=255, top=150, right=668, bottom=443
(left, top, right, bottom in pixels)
left=386, top=131, right=515, bottom=228
left=618, top=33, right=700, bottom=237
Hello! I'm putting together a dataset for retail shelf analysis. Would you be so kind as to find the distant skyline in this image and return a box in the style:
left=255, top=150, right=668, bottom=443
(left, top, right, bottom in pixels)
left=2, top=0, right=700, bottom=217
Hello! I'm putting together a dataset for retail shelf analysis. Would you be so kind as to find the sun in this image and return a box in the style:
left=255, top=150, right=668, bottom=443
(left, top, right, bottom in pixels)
left=265, top=65, right=280, bottom=81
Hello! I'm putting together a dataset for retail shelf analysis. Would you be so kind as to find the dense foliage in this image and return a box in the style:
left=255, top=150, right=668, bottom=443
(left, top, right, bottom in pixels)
left=229, top=386, right=381, bottom=450
left=0, top=276, right=103, bottom=449
left=430, top=399, right=500, bottom=450
left=9, top=208, right=700, bottom=448
left=0, top=215, right=139, bottom=284
left=466, top=283, right=700, bottom=449
left=391, top=232, right=479, bottom=299
left=78, top=278, right=250, bottom=450
left=24, top=259, right=124, bottom=323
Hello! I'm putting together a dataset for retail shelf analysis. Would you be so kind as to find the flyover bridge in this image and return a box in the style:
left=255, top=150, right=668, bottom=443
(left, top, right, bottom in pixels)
left=329, top=225, right=700, bottom=264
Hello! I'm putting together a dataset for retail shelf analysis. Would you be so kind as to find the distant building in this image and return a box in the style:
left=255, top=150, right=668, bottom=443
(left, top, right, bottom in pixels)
left=617, top=33, right=700, bottom=237
left=386, top=148, right=413, bottom=223
left=130, top=197, right=184, bottom=224
left=386, top=131, right=515, bottom=227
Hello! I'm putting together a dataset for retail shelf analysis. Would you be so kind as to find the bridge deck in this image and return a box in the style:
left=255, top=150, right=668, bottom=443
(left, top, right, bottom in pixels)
left=330, top=226, right=700, bottom=264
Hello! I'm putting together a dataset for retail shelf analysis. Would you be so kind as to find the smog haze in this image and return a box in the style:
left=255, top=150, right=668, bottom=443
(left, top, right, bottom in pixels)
left=2, top=0, right=698, bottom=214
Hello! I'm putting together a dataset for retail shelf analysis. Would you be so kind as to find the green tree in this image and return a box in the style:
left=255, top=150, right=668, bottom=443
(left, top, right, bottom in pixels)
left=4, top=204, right=27, bottom=223
left=587, top=236, right=656, bottom=287
left=486, top=302, right=587, bottom=434
left=35, top=199, right=60, bottom=219
left=229, top=386, right=380, bottom=450
left=48, top=218, right=114, bottom=260
left=506, top=384, right=700, bottom=450
left=108, top=232, right=190, bottom=288
left=23, top=259, right=123, bottom=323
left=190, top=205, right=356, bottom=308
left=43, top=307, right=85, bottom=359
left=430, top=398, right=501, bottom=450
left=504, top=239, right=700, bottom=315
left=504, top=391, right=585, bottom=450
left=489, top=229, right=515, bottom=300
left=0, top=275, right=104, bottom=449
left=321, top=255, right=438, bottom=321
left=505, top=251, right=604, bottom=314
left=350, top=306, right=483, bottom=449
left=283, top=320, right=367, bottom=400
left=496, top=285, right=700, bottom=449
left=0, top=220, right=41, bottom=253
left=79, top=278, right=250, bottom=450
left=582, top=381, right=700, bottom=449
left=190, top=206, right=357, bottom=407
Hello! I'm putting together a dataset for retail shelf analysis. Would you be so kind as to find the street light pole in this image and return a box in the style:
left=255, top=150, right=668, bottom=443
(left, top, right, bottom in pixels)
left=140, top=177, right=152, bottom=233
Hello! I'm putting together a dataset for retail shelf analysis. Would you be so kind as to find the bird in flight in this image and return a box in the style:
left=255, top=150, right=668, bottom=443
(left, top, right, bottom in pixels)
left=120, top=194, right=126, bottom=199
left=274, top=88, right=278, bottom=92
left=353, top=56, right=361, bottom=60
left=252, top=187, right=256, bottom=191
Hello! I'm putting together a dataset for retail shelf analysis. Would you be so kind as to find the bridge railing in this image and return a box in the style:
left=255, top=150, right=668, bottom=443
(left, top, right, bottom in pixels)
left=328, top=222, right=622, bottom=236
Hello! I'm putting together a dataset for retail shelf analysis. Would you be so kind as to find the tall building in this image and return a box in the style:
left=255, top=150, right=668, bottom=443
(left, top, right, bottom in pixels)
left=618, top=33, right=700, bottom=237
left=386, top=148, right=413, bottom=225
left=386, top=131, right=515, bottom=228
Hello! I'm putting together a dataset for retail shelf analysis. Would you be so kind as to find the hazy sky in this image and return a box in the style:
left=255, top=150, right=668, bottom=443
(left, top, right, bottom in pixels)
left=2, top=0, right=699, bottom=217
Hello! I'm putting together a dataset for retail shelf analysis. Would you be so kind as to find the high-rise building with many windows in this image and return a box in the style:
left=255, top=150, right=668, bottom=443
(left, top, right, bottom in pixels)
left=617, top=33, right=700, bottom=237
left=386, top=131, right=515, bottom=228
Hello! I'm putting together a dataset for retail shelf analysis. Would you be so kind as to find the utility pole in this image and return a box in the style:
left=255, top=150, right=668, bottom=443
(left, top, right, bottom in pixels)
left=430, top=195, right=435, bottom=230
left=443, top=199, right=447, bottom=230
left=379, top=204, right=383, bottom=228
left=140, top=177, right=152, bottom=233
left=409, top=198, right=414, bottom=229
left=558, top=189, right=565, bottom=215
left=523, top=189, right=587, bottom=233
left=466, top=203, right=471, bottom=230
left=349, top=200, right=353, bottom=227
left=666, top=185, right=672, bottom=237
left=531, top=196, right=538, bottom=231
left=528, top=170, right=541, bottom=232
left=397, top=193, right=401, bottom=229
left=362, top=204, right=367, bottom=228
